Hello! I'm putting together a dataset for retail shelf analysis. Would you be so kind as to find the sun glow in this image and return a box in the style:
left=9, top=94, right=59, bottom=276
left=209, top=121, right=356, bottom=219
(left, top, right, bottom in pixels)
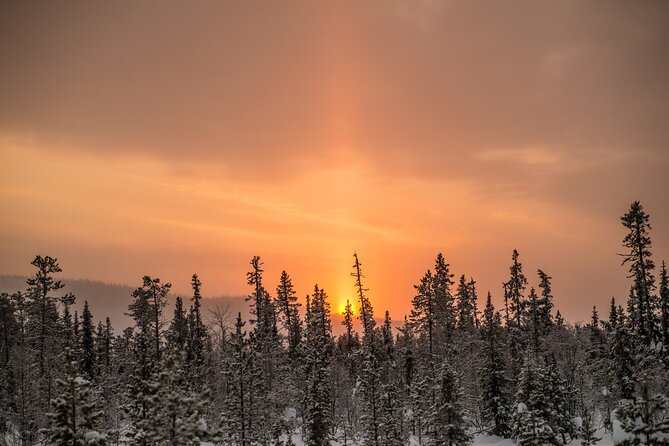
left=337, top=300, right=354, bottom=316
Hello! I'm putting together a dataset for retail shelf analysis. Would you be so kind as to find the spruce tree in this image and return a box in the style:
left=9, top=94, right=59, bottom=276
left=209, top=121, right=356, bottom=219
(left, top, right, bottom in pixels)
left=541, top=357, right=575, bottom=444
left=167, top=296, right=189, bottom=352
left=610, top=321, right=636, bottom=400
left=480, top=293, right=511, bottom=437
left=221, top=313, right=252, bottom=446
left=275, top=270, right=302, bottom=360
left=43, top=348, right=107, bottom=445
left=26, top=255, right=75, bottom=418
left=187, top=274, right=208, bottom=391
left=512, top=359, right=555, bottom=446
left=341, top=299, right=355, bottom=353
left=124, top=277, right=170, bottom=445
left=303, top=285, right=333, bottom=446
left=432, top=253, right=456, bottom=347
left=527, top=288, right=542, bottom=357
left=660, top=261, right=669, bottom=351
left=536, top=270, right=555, bottom=334
left=617, top=381, right=669, bottom=445
left=144, top=352, right=214, bottom=445
left=0, top=292, right=18, bottom=438
left=352, top=252, right=375, bottom=338
left=128, top=276, right=171, bottom=362
left=578, top=410, right=601, bottom=446
left=620, top=201, right=657, bottom=343
left=80, top=301, right=96, bottom=379
left=430, top=360, right=472, bottom=446
left=505, top=250, right=528, bottom=329
left=411, top=270, right=436, bottom=357
left=504, top=250, right=528, bottom=378
left=244, top=256, right=280, bottom=444
left=456, top=275, right=476, bottom=332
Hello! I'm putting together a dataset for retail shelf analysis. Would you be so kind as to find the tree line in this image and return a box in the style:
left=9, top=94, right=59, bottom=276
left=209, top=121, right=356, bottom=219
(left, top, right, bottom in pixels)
left=1, top=200, right=668, bottom=445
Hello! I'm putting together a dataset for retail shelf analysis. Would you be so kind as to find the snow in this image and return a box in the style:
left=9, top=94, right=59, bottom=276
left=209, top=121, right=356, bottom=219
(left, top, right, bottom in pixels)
left=470, top=435, right=515, bottom=445
left=74, top=376, right=89, bottom=386
left=84, top=431, right=103, bottom=440
left=283, top=406, right=297, bottom=420
left=611, top=409, right=634, bottom=445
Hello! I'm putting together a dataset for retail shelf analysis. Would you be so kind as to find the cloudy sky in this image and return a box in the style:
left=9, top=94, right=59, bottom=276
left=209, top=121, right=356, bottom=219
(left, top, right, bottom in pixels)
left=1, top=0, right=668, bottom=321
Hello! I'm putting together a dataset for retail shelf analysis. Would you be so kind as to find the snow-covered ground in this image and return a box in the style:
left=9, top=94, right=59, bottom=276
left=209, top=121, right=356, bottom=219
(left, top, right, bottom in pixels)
left=203, top=431, right=618, bottom=445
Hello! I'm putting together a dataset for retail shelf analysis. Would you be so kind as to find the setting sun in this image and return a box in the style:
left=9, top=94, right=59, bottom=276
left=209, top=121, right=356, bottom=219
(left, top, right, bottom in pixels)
left=337, top=300, right=354, bottom=316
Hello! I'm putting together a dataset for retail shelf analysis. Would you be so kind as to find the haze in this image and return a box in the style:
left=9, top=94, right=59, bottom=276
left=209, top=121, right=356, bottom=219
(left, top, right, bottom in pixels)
left=1, top=1, right=668, bottom=323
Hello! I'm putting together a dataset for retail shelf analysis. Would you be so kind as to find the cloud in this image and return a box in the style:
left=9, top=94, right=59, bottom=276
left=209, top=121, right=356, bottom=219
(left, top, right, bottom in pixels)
left=1, top=1, right=668, bottom=322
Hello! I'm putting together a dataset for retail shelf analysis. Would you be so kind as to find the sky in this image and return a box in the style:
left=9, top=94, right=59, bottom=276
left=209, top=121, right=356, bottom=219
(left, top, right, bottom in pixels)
left=1, top=0, right=668, bottom=323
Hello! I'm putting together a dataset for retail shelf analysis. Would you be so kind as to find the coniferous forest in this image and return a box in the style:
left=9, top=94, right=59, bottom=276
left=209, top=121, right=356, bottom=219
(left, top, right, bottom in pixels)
left=1, top=201, right=668, bottom=446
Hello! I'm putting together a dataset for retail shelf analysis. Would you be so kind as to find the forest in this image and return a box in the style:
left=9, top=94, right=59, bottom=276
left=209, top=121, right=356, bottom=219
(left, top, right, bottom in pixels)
left=0, top=200, right=668, bottom=446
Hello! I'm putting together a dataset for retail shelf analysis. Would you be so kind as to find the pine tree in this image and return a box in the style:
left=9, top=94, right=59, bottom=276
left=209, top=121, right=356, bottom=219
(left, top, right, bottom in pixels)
left=0, top=292, right=18, bottom=438
left=480, top=293, right=511, bottom=437
left=617, top=381, right=669, bottom=446
left=512, top=360, right=555, bottom=446
left=352, top=253, right=385, bottom=446
left=506, top=250, right=528, bottom=329
left=411, top=269, right=437, bottom=357
left=578, top=410, right=601, bottom=446
left=542, top=357, right=576, bottom=444
left=432, top=253, right=456, bottom=348
left=659, top=261, right=669, bottom=351
left=381, top=311, right=394, bottom=359
left=352, top=252, right=375, bottom=338
left=620, top=201, right=657, bottom=343
left=342, top=299, right=355, bottom=353
left=221, top=313, right=252, bottom=446
left=527, top=288, right=542, bottom=357
left=360, top=345, right=382, bottom=446
left=8, top=290, right=41, bottom=445
left=145, top=352, right=214, bottom=445
left=505, top=250, right=528, bottom=378
left=536, top=270, right=555, bottom=334
left=275, top=270, right=302, bottom=360
left=456, top=275, right=476, bottom=332
left=303, top=285, right=333, bottom=446
left=609, top=297, right=619, bottom=330
left=244, top=256, right=281, bottom=445
left=80, top=301, right=96, bottom=379
left=610, top=320, right=636, bottom=400
left=379, top=363, right=404, bottom=446
left=429, top=360, right=472, bottom=446
left=187, top=274, right=208, bottom=391
left=167, top=296, right=189, bottom=352
left=587, top=306, right=613, bottom=430
left=128, top=276, right=171, bottom=362
left=43, top=348, right=107, bottom=445
left=26, top=255, right=75, bottom=417
left=124, top=277, right=170, bottom=445
left=246, top=256, right=269, bottom=331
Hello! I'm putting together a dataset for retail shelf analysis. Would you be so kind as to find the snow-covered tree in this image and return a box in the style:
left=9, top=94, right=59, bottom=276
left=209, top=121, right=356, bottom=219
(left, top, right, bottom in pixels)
left=429, top=360, right=472, bottom=446
left=43, top=349, right=107, bottom=445
left=617, top=381, right=669, bottom=446
left=303, top=285, right=333, bottom=446
left=621, top=201, right=657, bottom=343
left=79, top=301, right=96, bottom=379
left=480, top=293, right=511, bottom=437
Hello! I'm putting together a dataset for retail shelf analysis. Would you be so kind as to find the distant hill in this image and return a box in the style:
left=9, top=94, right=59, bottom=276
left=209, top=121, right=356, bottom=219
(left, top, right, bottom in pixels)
left=0, top=275, right=249, bottom=331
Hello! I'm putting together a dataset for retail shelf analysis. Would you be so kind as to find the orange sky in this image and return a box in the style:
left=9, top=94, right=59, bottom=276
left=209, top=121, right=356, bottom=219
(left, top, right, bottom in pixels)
left=1, top=1, right=668, bottom=323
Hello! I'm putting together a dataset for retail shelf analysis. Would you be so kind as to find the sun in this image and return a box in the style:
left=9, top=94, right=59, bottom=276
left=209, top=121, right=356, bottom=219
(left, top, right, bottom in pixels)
left=337, top=300, right=355, bottom=316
